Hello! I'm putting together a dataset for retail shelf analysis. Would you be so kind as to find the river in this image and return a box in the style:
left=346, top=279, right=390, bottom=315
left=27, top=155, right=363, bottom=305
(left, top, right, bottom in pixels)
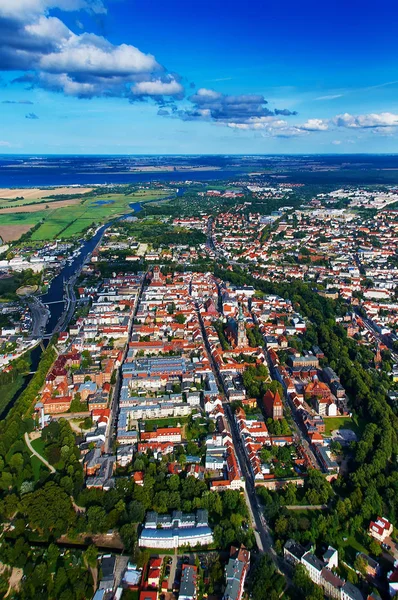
left=0, top=200, right=147, bottom=419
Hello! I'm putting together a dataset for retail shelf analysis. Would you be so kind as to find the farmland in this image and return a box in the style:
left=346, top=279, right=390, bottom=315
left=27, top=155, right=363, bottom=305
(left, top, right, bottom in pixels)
left=0, top=187, right=169, bottom=241
left=0, top=186, right=93, bottom=202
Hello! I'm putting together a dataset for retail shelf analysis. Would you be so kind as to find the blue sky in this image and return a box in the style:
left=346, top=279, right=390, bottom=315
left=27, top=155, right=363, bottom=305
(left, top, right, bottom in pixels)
left=1, top=0, right=398, bottom=154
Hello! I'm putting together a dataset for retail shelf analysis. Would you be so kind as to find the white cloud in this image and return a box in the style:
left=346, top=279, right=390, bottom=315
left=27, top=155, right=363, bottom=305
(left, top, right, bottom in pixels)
left=25, top=15, right=72, bottom=43
left=40, top=35, right=159, bottom=76
left=131, top=78, right=183, bottom=96
left=332, top=140, right=341, bottom=145
left=333, top=112, right=398, bottom=128
left=38, top=72, right=99, bottom=96
left=0, top=140, right=11, bottom=146
left=299, top=118, right=329, bottom=131
left=0, top=0, right=105, bottom=19
left=0, top=3, right=181, bottom=101
left=195, top=88, right=222, bottom=100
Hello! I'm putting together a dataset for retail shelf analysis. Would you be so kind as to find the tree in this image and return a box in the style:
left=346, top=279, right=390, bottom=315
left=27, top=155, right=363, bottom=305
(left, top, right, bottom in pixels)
left=354, top=554, right=367, bottom=576
left=87, top=506, right=108, bottom=533
left=83, top=545, right=98, bottom=569
left=19, top=482, right=74, bottom=534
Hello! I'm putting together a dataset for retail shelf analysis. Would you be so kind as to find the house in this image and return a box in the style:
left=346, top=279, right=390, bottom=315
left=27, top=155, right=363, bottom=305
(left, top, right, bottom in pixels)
left=147, top=557, right=162, bottom=587
left=301, top=552, right=324, bottom=585
left=284, top=541, right=364, bottom=600
left=388, top=566, right=398, bottom=598
left=98, top=555, right=116, bottom=593
left=179, top=564, right=198, bottom=600
left=43, top=395, right=72, bottom=414
left=284, top=539, right=307, bottom=566
left=223, top=545, right=250, bottom=600
left=139, top=510, right=213, bottom=549
left=368, top=516, right=393, bottom=542
left=341, top=582, right=364, bottom=600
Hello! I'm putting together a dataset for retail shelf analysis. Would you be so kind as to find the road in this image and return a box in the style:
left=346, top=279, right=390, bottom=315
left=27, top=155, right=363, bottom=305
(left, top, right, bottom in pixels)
left=28, top=296, right=49, bottom=339
left=24, top=432, right=56, bottom=474
left=196, top=299, right=285, bottom=570
left=104, top=274, right=146, bottom=454
left=359, top=312, right=398, bottom=362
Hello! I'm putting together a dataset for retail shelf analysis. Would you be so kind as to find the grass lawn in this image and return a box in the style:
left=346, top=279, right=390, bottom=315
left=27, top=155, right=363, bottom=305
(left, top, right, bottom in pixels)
left=144, top=416, right=187, bottom=431
left=341, top=534, right=369, bottom=564
left=31, top=436, right=47, bottom=458
left=0, top=374, right=24, bottom=416
left=31, top=455, right=45, bottom=480
left=323, top=415, right=365, bottom=436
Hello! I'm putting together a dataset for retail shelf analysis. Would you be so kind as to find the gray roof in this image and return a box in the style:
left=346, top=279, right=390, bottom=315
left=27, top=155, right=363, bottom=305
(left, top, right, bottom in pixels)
left=284, top=539, right=306, bottom=561
left=302, top=552, right=324, bottom=572
left=341, top=581, right=364, bottom=600
left=223, top=558, right=245, bottom=600
left=179, top=565, right=197, bottom=599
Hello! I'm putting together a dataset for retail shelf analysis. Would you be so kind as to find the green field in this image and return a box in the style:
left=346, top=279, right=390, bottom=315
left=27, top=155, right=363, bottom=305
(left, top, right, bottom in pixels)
left=30, top=455, right=45, bottom=480
left=31, top=436, right=47, bottom=458
left=0, top=188, right=169, bottom=241
left=144, top=416, right=187, bottom=432
left=0, top=374, right=24, bottom=415
left=323, top=415, right=365, bottom=436
left=341, top=534, right=369, bottom=564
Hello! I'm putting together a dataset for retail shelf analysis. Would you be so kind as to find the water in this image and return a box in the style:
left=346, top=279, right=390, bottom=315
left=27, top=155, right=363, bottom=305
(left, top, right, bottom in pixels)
left=0, top=158, right=239, bottom=187
left=0, top=203, right=145, bottom=420
left=0, top=343, right=43, bottom=419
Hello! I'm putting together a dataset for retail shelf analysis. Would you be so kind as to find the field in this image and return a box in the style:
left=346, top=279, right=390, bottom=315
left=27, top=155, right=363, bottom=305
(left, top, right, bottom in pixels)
left=0, top=187, right=169, bottom=241
left=323, top=415, right=365, bottom=436
left=0, top=224, right=33, bottom=242
left=0, top=187, right=93, bottom=201
left=0, top=198, right=83, bottom=214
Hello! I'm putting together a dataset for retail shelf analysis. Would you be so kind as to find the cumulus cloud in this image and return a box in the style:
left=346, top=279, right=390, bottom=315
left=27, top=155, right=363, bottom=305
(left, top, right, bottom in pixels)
left=0, top=1, right=184, bottom=102
left=167, top=87, right=297, bottom=127
left=25, top=112, right=39, bottom=119
left=0, top=0, right=106, bottom=20
left=299, top=118, right=329, bottom=131
left=131, top=77, right=184, bottom=98
left=333, top=112, right=398, bottom=128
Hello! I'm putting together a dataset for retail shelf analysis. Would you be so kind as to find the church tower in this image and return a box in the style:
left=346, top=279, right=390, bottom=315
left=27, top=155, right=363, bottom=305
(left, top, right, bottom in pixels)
left=374, top=343, right=382, bottom=368
left=237, top=304, right=248, bottom=348
left=153, top=266, right=161, bottom=283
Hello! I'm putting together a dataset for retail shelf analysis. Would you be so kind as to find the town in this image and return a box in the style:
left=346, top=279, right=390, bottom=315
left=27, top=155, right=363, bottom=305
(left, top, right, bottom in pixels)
left=1, top=180, right=398, bottom=600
